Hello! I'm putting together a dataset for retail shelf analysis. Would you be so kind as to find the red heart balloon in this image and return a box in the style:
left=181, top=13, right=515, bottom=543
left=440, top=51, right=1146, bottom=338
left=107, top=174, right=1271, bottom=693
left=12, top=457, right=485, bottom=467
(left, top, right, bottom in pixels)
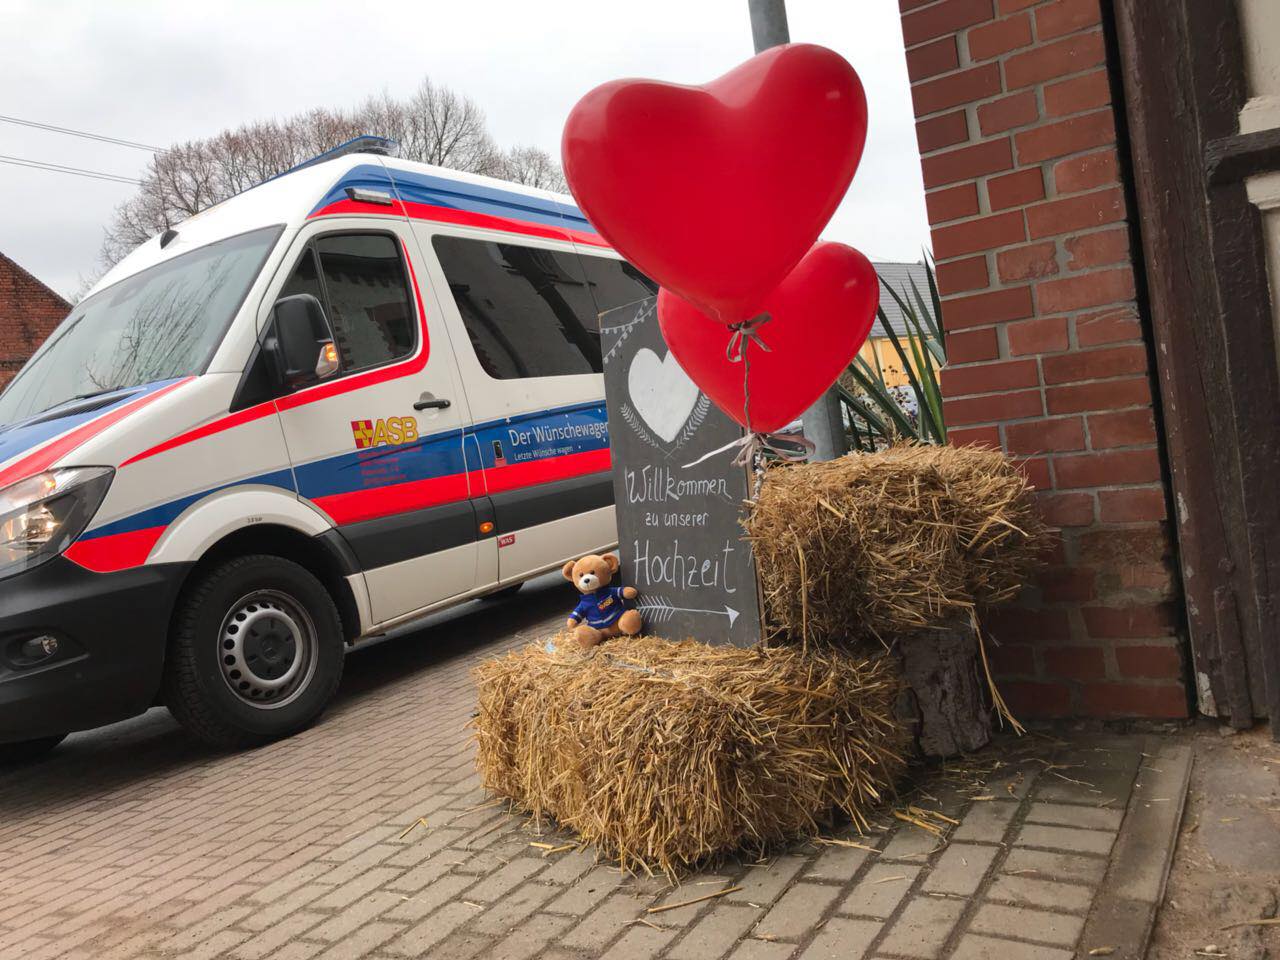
left=563, top=44, right=867, bottom=324
left=658, top=242, right=879, bottom=434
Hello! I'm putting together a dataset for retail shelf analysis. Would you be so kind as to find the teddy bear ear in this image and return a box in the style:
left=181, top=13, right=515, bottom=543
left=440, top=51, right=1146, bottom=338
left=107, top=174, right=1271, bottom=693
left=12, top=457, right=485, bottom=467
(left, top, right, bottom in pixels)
left=562, top=560, right=577, bottom=581
left=604, top=554, right=620, bottom=574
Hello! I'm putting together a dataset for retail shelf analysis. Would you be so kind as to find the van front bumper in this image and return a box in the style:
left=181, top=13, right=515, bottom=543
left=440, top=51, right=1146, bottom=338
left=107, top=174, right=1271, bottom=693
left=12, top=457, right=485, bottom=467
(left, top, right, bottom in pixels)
left=0, top=557, right=190, bottom=743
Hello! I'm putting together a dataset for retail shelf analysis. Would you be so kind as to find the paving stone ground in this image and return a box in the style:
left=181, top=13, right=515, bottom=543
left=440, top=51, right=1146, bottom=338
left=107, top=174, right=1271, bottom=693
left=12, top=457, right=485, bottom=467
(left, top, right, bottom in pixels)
left=0, top=577, right=1165, bottom=959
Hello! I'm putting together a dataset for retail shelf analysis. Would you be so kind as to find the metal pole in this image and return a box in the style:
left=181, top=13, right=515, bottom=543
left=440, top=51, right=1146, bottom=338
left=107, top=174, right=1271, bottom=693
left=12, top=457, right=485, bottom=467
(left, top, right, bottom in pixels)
left=747, top=0, right=848, bottom=461
left=748, top=0, right=790, bottom=50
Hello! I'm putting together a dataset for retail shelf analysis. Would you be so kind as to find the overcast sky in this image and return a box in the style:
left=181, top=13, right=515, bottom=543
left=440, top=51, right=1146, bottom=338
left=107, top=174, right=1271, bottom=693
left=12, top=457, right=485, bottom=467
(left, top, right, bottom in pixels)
left=2, top=0, right=929, bottom=300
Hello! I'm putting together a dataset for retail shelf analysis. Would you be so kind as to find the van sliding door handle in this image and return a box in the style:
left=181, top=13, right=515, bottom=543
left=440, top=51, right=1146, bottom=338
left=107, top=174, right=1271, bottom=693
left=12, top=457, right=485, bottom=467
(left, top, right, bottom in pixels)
left=413, top=395, right=451, bottom=411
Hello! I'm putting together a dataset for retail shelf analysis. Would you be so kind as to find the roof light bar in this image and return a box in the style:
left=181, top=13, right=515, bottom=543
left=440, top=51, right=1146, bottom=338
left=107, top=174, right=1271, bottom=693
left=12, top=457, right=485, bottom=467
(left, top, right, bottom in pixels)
left=264, top=136, right=400, bottom=184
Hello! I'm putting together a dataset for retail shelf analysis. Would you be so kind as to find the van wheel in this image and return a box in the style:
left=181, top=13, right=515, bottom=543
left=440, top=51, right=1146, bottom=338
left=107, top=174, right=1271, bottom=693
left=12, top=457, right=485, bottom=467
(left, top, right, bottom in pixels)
left=0, top=735, right=65, bottom=765
left=163, top=555, right=344, bottom=749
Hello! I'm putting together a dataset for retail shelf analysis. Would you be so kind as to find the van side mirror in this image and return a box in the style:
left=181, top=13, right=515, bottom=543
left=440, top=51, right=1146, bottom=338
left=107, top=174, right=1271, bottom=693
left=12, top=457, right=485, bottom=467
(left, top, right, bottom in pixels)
left=270, top=294, right=340, bottom=387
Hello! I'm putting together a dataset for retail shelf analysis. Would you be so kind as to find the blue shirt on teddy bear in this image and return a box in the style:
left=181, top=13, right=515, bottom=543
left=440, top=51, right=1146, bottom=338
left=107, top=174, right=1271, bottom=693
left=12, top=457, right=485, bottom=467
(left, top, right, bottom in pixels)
left=569, top=586, right=630, bottom=628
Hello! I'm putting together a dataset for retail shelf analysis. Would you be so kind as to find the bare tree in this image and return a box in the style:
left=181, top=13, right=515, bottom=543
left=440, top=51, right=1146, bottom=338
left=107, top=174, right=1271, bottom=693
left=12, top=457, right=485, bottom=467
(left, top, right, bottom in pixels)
left=392, top=81, right=502, bottom=173
left=101, top=78, right=566, bottom=268
left=498, top=145, right=568, bottom=192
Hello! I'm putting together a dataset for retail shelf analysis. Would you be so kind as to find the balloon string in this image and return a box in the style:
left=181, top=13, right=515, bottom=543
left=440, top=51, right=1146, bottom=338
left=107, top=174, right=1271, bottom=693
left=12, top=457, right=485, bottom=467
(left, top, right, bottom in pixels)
left=680, top=310, right=813, bottom=497
left=741, top=323, right=765, bottom=497
left=682, top=431, right=813, bottom=470
left=725, top=312, right=772, bottom=363
left=727, top=312, right=773, bottom=443
left=738, top=314, right=760, bottom=494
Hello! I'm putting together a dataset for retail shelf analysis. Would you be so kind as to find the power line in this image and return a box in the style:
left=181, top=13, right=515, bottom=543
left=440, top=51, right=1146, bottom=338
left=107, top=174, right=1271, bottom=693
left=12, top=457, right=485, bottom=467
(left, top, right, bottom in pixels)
left=0, top=154, right=143, bottom=185
left=0, top=155, right=141, bottom=184
left=0, top=114, right=160, bottom=152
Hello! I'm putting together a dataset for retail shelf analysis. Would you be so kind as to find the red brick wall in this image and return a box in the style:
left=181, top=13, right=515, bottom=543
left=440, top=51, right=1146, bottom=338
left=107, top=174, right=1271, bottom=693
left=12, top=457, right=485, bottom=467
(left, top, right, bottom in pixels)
left=899, top=0, right=1188, bottom=719
left=0, top=253, right=67, bottom=390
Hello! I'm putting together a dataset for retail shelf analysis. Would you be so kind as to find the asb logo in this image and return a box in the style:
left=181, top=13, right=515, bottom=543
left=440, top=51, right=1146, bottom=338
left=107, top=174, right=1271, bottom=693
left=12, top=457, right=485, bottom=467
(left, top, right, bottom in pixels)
left=351, top=417, right=419, bottom=449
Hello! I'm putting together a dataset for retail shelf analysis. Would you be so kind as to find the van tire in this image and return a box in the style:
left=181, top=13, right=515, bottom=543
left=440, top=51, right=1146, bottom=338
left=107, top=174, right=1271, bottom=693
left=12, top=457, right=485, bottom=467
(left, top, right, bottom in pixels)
left=163, top=554, right=344, bottom=749
left=0, top=735, right=65, bottom=765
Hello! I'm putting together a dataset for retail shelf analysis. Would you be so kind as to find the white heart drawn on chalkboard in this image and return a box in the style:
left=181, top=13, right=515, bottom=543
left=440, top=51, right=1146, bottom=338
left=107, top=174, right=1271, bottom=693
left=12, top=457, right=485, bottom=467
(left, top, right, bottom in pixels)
left=627, top=348, right=700, bottom=443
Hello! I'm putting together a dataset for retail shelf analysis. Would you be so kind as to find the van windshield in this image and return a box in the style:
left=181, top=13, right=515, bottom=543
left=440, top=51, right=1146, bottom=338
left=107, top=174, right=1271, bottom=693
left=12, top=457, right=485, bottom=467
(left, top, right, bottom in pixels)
left=0, top=225, right=282, bottom=426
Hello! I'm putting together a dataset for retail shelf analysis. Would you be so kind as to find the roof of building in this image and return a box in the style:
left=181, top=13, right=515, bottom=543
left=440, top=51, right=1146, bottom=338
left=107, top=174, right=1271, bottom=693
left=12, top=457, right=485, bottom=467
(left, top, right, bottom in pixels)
left=0, top=252, right=70, bottom=388
left=0, top=252, right=69, bottom=314
left=871, top=260, right=935, bottom=339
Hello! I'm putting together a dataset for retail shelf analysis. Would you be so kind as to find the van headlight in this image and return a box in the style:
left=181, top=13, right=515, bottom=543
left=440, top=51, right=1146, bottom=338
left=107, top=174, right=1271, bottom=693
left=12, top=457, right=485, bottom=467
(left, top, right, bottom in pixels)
left=0, top=467, right=114, bottom=580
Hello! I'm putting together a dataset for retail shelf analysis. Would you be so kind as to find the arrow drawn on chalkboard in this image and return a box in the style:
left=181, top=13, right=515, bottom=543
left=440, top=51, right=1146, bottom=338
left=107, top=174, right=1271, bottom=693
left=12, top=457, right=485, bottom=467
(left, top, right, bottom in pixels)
left=638, top=596, right=740, bottom=628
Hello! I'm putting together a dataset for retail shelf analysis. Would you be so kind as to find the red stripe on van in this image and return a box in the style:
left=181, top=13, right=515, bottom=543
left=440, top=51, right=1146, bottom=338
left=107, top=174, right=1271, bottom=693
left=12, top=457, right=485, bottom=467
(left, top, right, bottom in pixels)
left=481, top=448, right=612, bottom=496
left=398, top=201, right=611, bottom=248
left=125, top=239, right=433, bottom=466
left=305, top=197, right=409, bottom=219
left=63, top=525, right=166, bottom=573
left=0, top=379, right=192, bottom=489
left=310, top=449, right=611, bottom=526
left=312, top=471, right=471, bottom=526
left=69, top=451, right=610, bottom=573
left=121, top=399, right=278, bottom=467
left=310, top=198, right=610, bottom=248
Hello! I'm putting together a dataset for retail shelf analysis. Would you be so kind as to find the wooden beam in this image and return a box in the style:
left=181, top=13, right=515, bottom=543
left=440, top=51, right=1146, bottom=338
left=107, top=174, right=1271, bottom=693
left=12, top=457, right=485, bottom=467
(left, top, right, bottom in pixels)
left=1205, top=127, right=1280, bottom=185
left=1112, top=0, right=1280, bottom=731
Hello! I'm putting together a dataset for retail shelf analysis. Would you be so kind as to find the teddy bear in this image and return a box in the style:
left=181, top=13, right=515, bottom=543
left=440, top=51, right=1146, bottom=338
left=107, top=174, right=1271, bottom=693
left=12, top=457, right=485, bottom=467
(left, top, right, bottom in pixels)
left=562, top=553, right=643, bottom=649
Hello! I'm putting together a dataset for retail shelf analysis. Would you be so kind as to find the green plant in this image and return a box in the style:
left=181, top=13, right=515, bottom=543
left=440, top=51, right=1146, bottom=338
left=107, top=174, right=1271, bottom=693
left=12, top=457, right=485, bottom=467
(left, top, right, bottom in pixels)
left=839, top=257, right=946, bottom=450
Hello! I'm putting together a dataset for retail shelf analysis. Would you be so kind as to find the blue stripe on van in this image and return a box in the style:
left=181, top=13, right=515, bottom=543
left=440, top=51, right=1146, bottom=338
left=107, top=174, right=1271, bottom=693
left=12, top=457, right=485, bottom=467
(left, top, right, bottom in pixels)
left=0, top=379, right=183, bottom=473
left=291, top=427, right=468, bottom=502
left=76, top=400, right=609, bottom=540
left=308, top=163, right=597, bottom=236
left=468, top=401, right=609, bottom=471
left=78, top=468, right=297, bottom=541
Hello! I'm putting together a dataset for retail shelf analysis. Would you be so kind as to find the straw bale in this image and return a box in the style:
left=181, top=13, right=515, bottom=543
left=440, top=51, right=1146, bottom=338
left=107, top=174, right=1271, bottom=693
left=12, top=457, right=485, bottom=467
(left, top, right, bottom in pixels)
left=473, top=636, right=907, bottom=877
left=744, top=443, right=1046, bottom=645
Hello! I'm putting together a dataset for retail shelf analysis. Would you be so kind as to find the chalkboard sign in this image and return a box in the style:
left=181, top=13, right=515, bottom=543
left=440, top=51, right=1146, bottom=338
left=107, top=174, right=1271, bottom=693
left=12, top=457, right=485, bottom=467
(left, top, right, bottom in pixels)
left=600, top=297, right=762, bottom=647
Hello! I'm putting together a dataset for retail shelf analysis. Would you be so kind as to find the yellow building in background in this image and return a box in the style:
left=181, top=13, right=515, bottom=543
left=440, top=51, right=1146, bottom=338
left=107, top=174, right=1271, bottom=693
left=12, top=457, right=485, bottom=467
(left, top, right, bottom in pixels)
left=862, top=260, right=938, bottom=388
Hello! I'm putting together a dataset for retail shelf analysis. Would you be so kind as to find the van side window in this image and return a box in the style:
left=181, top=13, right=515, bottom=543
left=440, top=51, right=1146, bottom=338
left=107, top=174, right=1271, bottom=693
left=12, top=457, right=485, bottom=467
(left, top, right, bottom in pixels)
left=279, top=233, right=416, bottom=375
left=280, top=247, right=324, bottom=305
left=432, top=236, right=604, bottom=379
left=577, top=255, right=658, bottom=316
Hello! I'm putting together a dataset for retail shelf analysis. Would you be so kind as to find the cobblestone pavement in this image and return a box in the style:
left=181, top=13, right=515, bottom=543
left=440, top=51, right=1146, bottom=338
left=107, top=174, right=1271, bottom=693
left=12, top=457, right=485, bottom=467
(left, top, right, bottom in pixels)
left=1, top=577, right=1165, bottom=960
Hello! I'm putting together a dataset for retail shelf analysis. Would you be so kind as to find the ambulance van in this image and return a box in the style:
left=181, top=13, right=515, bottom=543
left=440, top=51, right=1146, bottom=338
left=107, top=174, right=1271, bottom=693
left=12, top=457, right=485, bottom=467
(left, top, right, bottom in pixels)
left=0, top=138, right=650, bottom=759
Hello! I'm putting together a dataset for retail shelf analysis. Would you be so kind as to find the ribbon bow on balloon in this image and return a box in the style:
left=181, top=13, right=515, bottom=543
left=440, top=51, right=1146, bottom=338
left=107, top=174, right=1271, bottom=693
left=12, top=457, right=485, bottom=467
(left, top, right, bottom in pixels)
left=684, top=310, right=814, bottom=478
left=725, top=313, right=772, bottom=364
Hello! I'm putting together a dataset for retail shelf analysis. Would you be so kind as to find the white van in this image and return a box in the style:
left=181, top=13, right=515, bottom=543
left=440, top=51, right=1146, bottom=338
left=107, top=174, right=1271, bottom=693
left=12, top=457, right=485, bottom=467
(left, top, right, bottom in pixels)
left=0, top=138, right=650, bottom=758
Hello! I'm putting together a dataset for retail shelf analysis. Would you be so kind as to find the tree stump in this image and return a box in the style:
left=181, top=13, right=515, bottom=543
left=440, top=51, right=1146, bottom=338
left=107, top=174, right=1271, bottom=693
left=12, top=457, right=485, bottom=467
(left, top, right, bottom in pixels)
left=897, top=618, right=991, bottom=757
